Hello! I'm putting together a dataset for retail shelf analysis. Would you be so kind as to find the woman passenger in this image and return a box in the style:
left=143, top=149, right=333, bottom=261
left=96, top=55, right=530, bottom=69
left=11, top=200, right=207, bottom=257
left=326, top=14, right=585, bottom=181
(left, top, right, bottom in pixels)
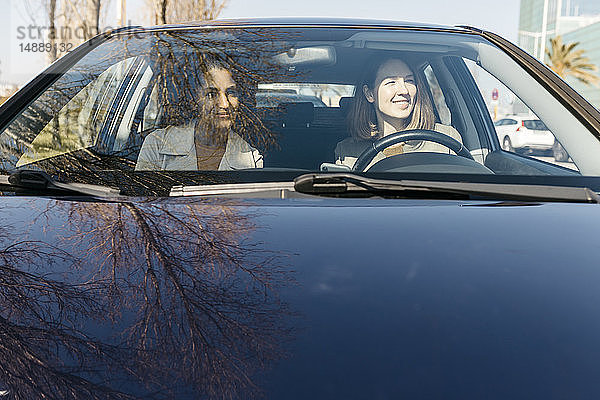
left=335, top=57, right=462, bottom=169
left=136, top=59, right=263, bottom=171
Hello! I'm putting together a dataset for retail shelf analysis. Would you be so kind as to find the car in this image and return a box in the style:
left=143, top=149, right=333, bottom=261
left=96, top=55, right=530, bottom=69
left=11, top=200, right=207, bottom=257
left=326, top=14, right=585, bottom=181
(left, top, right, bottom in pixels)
left=494, top=115, right=571, bottom=162
left=494, top=115, right=555, bottom=153
left=2, top=18, right=600, bottom=399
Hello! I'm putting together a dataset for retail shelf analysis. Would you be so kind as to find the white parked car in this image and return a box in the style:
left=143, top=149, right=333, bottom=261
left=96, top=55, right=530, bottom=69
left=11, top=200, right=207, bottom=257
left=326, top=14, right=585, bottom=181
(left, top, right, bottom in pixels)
left=494, top=115, right=556, bottom=154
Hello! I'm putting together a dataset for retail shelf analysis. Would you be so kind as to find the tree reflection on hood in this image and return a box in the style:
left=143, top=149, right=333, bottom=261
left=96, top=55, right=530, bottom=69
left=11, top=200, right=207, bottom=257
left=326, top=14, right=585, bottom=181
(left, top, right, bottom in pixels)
left=0, top=198, right=295, bottom=399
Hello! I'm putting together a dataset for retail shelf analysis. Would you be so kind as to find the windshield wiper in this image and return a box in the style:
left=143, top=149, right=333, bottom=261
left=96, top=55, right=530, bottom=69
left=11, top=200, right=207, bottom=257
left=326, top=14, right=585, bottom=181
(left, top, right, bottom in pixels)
left=1, top=170, right=121, bottom=198
left=170, top=181, right=296, bottom=197
left=293, top=173, right=600, bottom=203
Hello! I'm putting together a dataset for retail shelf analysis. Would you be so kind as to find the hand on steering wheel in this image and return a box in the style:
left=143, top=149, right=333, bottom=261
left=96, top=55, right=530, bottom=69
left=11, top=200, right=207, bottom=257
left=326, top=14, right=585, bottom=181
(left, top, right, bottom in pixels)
left=352, top=129, right=472, bottom=172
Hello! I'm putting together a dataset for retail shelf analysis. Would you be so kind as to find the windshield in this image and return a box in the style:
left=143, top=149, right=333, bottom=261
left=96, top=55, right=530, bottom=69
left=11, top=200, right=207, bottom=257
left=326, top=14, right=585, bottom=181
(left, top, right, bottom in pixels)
left=523, top=120, right=548, bottom=130
left=1, top=27, right=599, bottom=195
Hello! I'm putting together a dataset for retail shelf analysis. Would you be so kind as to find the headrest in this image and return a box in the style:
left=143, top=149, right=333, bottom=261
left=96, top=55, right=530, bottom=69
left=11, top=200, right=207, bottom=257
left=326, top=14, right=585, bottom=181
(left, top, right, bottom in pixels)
left=339, top=96, right=354, bottom=116
left=278, top=102, right=314, bottom=126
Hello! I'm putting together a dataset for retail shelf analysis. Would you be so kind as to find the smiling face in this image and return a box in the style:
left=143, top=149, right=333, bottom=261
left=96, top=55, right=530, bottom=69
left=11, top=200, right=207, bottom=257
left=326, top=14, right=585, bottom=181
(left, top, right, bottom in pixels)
left=201, top=67, right=240, bottom=131
left=363, top=59, right=417, bottom=134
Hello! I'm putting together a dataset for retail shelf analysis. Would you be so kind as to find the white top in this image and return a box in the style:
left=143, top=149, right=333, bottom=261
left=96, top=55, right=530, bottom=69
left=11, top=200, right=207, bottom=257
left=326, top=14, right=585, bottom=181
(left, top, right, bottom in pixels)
left=135, top=121, right=263, bottom=171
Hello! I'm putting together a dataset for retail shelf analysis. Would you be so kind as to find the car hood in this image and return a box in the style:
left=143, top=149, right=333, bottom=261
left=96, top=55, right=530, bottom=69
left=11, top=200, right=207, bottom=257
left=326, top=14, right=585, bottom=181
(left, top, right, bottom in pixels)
left=2, top=195, right=600, bottom=399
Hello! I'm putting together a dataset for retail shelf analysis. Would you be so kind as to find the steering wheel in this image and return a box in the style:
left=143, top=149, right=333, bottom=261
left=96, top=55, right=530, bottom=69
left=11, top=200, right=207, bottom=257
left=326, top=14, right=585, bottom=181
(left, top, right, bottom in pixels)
left=352, top=129, right=473, bottom=172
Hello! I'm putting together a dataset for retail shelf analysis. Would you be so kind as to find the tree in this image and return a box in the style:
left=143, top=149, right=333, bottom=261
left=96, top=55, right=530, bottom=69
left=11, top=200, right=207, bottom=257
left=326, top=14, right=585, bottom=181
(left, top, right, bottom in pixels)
left=48, top=0, right=58, bottom=63
left=169, top=0, right=228, bottom=22
left=545, top=35, right=600, bottom=86
left=149, top=0, right=169, bottom=24
left=82, top=0, right=102, bottom=40
left=26, top=0, right=105, bottom=63
left=146, top=0, right=228, bottom=24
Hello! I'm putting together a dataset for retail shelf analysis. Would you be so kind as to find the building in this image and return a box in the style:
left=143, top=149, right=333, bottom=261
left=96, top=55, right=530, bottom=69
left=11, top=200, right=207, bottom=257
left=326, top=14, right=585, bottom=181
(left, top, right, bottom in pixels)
left=518, top=0, right=600, bottom=108
left=562, top=22, right=600, bottom=106
left=519, top=0, right=600, bottom=60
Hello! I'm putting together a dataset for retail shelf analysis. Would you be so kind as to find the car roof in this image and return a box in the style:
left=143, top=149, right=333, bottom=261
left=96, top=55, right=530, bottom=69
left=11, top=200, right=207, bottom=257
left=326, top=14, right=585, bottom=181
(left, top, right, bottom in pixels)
left=110, top=17, right=475, bottom=35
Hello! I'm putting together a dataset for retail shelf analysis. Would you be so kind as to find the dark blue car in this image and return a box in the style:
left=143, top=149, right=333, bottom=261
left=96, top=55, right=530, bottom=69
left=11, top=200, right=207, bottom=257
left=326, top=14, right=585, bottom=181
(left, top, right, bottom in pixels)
left=1, top=18, right=600, bottom=399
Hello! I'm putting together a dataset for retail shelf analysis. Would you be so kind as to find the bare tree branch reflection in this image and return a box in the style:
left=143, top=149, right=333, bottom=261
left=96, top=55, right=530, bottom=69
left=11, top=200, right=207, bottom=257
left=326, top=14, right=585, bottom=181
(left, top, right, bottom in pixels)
left=0, top=214, right=137, bottom=399
left=0, top=28, right=304, bottom=191
left=0, top=199, right=294, bottom=398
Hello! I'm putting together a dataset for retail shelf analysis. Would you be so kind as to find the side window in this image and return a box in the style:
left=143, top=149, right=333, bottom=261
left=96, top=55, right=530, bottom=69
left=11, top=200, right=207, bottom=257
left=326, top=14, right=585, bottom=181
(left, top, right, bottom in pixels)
left=14, top=57, right=152, bottom=167
left=464, top=59, right=577, bottom=171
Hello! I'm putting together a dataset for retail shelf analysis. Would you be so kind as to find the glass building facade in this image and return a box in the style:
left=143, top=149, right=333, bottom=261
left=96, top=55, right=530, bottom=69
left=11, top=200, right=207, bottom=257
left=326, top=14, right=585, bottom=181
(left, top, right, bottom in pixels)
left=564, top=0, right=600, bottom=15
left=519, top=0, right=600, bottom=58
left=562, top=22, right=600, bottom=107
left=519, top=0, right=600, bottom=108
left=518, top=0, right=547, bottom=59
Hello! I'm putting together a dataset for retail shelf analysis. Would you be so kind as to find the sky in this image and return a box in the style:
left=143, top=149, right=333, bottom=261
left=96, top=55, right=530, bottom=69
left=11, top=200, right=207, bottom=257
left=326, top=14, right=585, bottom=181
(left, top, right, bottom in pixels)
left=0, top=0, right=521, bottom=86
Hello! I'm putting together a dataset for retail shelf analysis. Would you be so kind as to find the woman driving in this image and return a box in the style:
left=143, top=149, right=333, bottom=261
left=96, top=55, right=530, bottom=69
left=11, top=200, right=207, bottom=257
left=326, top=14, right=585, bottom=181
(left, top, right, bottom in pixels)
left=335, top=56, right=462, bottom=169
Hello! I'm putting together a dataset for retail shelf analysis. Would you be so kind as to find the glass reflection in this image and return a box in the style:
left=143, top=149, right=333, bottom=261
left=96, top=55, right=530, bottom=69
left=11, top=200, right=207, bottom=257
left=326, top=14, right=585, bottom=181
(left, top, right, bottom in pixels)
left=0, top=28, right=305, bottom=188
left=0, top=199, right=294, bottom=398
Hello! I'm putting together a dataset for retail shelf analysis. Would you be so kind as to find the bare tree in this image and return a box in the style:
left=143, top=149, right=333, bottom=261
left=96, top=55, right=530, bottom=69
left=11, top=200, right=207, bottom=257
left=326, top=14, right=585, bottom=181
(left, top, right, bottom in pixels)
left=59, top=0, right=103, bottom=41
left=146, top=0, right=168, bottom=24
left=169, top=0, right=229, bottom=22
left=26, top=0, right=105, bottom=63
left=146, top=0, right=228, bottom=24
left=82, top=0, right=102, bottom=39
left=48, top=0, right=58, bottom=62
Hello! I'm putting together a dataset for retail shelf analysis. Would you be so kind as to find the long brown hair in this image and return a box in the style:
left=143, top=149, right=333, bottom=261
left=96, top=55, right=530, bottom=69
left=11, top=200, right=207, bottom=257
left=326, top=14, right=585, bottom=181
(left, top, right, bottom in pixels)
left=348, top=56, right=436, bottom=140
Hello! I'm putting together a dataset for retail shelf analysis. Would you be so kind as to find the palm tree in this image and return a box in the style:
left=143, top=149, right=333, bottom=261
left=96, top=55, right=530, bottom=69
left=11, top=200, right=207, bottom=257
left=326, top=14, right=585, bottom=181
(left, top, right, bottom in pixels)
left=545, top=35, right=599, bottom=86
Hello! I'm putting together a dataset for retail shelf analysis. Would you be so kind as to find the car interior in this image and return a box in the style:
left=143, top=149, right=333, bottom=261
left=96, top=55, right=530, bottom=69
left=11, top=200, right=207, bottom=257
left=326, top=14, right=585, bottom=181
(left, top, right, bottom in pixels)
left=4, top=29, right=591, bottom=177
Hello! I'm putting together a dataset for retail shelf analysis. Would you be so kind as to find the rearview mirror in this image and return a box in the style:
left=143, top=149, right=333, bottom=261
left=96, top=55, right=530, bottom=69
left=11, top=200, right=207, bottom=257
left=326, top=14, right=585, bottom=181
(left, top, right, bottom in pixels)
left=320, top=162, right=351, bottom=172
left=273, top=46, right=336, bottom=67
